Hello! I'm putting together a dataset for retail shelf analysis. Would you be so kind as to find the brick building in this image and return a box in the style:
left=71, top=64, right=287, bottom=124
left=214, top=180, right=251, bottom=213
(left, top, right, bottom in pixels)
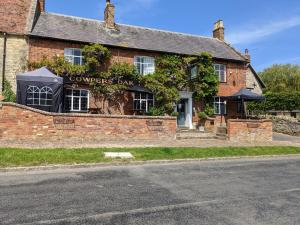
left=0, top=0, right=265, bottom=129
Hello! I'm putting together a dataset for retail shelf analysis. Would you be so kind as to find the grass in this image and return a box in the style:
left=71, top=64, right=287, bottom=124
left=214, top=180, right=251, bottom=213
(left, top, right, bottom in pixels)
left=0, top=146, right=300, bottom=168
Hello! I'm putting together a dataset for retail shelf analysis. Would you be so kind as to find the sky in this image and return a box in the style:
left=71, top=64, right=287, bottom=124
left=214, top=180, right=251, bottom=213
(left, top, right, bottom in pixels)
left=46, top=0, right=300, bottom=72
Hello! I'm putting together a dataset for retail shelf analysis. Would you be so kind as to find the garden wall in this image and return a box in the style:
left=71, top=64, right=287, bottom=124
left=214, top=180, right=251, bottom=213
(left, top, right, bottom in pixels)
left=227, top=119, right=273, bottom=142
left=0, top=103, right=177, bottom=141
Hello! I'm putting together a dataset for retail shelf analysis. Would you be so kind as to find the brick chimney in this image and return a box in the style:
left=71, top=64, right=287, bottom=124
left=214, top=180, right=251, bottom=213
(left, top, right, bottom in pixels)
left=213, top=20, right=225, bottom=41
left=38, top=0, right=45, bottom=12
left=104, top=0, right=117, bottom=29
left=244, top=49, right=251, bottom=62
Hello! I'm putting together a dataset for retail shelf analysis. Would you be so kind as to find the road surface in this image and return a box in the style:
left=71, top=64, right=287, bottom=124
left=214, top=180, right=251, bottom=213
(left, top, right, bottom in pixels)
left=0, top=157, right=300, bottom=225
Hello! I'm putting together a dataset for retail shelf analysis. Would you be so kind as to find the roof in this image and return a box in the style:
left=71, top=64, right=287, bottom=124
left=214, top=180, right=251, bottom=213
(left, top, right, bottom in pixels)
left=228, top=88, right=265, bottom=101
left=248, top=64, right=266, bottom=89
left=16, top=67, right=63, bottom=83
left=30, top=12, right=246, bottom=62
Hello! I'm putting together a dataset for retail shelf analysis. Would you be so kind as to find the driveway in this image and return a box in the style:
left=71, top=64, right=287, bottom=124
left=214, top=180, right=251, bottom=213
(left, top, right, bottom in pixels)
left=273, top=132, right=300, bottom=143
left=0, top=157, right=300, bottom=225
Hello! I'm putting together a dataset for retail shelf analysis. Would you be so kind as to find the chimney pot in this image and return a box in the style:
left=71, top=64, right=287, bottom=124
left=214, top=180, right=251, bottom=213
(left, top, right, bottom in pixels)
left=244, top=49, right=251, bottom=62
left=213, top=20, right=225, bottom=41
left=38, top=0, right=45, bottom=12
left=104, top=0, right=117, bottom=30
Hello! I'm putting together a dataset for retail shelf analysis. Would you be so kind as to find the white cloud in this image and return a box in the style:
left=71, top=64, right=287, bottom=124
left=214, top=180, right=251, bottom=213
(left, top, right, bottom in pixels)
left=227, top=16, right=300, bottom=45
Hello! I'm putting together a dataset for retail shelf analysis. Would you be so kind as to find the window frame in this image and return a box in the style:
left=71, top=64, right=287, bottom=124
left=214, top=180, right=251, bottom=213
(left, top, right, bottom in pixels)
left=133, top=92, right=154, bottom=113
left=213, top=64, right=227, bottom=83
left=134, top=56, right=155, bottom=75
left=213, top=97, right=227, bottom=115
left=64, top=48, right=84, bottom=65
left=65, top=88, right=89, bottom=113
left=190, top=65, right=198, bottom=80
left=26, top=85, right=53, bottom=107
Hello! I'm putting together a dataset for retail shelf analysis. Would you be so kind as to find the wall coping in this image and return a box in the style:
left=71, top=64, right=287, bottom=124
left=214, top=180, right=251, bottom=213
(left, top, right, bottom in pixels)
left=228, top=119, right=272, bottom=123
left=1, top=102, right=176, bottom=120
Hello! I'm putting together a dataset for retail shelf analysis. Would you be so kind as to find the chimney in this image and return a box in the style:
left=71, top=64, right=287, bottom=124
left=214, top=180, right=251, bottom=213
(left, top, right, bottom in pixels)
left=213, top=20, right=225, bottom=41
left=104, top=0, right=117, bottom=30
left=38, top=0, right=45, bottom=12
left=244, top=49, right=251, bottom=62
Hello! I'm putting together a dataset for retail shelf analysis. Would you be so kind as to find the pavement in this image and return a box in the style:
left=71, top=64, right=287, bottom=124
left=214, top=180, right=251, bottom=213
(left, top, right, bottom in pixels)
left=0, top=156, right=300, bottom=225
left=273, top=132, right=300, bottom=143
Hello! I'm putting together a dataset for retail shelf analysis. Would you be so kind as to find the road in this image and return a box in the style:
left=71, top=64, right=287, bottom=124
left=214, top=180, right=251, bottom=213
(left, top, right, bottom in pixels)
left=0, top=157, right=300, bottom=225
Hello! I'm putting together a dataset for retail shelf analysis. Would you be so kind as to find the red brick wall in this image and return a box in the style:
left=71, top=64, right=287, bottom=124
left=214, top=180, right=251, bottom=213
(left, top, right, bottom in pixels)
left=227, top=119, right=273, bottom=142
left=0, top=103, right=177, bottom=141
left=0, top=0, right=32, bottom=34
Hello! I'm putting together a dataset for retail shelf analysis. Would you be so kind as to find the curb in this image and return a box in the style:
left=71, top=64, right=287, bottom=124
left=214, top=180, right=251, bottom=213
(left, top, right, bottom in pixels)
left=1, top=154, right=300, bottom=173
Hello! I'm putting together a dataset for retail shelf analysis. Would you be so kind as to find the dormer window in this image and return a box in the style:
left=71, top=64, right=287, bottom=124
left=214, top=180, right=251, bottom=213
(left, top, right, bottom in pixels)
left=134, top=56, right=155, bottom=75
left=64, top=48, right=83, bottom=65
left=214, top=64, right=227, bottom=82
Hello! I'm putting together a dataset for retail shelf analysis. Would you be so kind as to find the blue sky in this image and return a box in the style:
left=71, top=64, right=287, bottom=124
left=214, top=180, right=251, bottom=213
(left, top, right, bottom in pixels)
left=46, top=0, right=300, bottom=72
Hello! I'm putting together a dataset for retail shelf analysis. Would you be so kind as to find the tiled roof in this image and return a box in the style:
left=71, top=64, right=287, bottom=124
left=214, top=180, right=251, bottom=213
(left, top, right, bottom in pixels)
left=30, top=12, right=246, bottom=62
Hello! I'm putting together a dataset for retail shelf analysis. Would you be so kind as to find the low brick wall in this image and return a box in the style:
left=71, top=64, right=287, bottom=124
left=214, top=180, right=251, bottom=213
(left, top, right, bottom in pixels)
left=0, top=103, right=177, bottom=141
left=227, top=119, right=273, bottom=142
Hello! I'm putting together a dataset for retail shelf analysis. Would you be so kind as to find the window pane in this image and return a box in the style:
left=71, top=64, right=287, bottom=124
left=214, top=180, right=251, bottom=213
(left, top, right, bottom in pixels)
left=73, top=90, right=80, bottom=96
left=141, top=100, right=147, bottom=111
left=81, top=90, right=88, bottom=97
left=64, top=48, right=73, bottom=56
left=65, top=97, right=72, bottom=111
left=134, top=100, right=140, bottom=110
left=73, top=97, right=80, bottom=110
left=141, top=93, right=147, bottom=99
left=33, top=99, right=39, bottom=105
left=73, top=57, right=82, bottom=65
left=134, top=92, right=141, bottom=100
left=66, top=89, right=72, bottom=96
left=73, top=49, right=82, bottom=56
left=81, top=98, right=88, bottom=111
left=46, top=100, right=52, bottom=106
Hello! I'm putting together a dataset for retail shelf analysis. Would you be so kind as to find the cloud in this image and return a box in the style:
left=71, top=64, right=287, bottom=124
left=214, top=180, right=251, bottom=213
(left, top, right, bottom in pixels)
left=227, top=16, right=300, bottom=45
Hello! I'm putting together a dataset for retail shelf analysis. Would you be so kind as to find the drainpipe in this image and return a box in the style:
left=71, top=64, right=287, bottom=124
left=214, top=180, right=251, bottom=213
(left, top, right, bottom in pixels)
left=2, top=32, right=7, bottom=92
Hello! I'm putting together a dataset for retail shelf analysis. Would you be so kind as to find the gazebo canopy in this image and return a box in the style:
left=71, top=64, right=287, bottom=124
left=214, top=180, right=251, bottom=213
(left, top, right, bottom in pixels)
left=16, top=67, right=63, bottom=83
left=16, top=67, right=64, bottom=112
left=227, top=88, right=265, bottom=101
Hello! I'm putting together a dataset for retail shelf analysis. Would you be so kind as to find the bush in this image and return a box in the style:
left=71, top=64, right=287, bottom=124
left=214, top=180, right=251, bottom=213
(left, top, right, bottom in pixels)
left=198, top=112, right=207, bottom=120
left=2, top=79, right=16, bottom=102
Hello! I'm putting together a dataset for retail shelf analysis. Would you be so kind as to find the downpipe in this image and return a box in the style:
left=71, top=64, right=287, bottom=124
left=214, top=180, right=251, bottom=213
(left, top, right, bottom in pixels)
left=2, top=32, right=7, bottom=92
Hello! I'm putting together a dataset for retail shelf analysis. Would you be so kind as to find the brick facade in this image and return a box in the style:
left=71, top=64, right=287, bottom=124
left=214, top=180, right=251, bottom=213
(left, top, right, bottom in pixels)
left=0, top=103, right=177, bottom=141
left=227, top=119, right=273, bottom=142
left=0, top=0, right=33, bottom=34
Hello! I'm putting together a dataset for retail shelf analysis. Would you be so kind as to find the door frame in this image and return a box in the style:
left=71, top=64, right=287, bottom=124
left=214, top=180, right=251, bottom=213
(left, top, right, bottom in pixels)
left=176, top=91, right=194, bottom=129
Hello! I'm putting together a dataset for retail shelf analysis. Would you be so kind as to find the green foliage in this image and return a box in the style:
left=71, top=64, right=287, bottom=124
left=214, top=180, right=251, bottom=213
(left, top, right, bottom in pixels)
left=82, top=44, right=111, bottom=74
left=198, top=112, right=207, bottom=120
left=259, top=64, right=300, bottom=93
left=2, top=79, right=16, bottom=102
left=91, top=62, right=139, bottom=97
left=142, top=52, right=218, bottom=115
left=190, top=52, right=219, bottom=100
left=248, top=92, right=300, bottom=113
left=204, top=104, right=215, bottom=117
left=29, top=55, right=86, bottom=76
left=147, top=106, right=166, bottom=116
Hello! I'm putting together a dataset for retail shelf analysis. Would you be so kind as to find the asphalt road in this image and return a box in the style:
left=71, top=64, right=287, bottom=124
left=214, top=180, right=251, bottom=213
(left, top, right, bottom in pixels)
left=0, top=157, right=300, bottom=225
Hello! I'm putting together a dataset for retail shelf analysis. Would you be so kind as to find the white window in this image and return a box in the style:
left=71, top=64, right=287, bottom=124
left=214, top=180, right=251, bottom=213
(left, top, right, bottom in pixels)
left=134, top=56, right=155, bottom=75
left=27, top=86, right=53, bottom=106
left=65, top=89, right=89, bottom=112
left=214, top=97, right=227, bottom=115
left=64, top=48, right=83, bottom=65
left=190, top=65, right=198, bottom=80
left=214, top=64, right=227, bottom=82
left=134, top=92, right=154, bottom=113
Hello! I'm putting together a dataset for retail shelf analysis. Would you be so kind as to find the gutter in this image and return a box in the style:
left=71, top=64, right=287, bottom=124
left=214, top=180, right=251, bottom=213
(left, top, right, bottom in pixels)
left=2, top=32, right=7, bottom=92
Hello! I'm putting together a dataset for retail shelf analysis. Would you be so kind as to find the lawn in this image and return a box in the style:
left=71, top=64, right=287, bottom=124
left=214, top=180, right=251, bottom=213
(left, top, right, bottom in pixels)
left=0, top=146, right=300, bottom=168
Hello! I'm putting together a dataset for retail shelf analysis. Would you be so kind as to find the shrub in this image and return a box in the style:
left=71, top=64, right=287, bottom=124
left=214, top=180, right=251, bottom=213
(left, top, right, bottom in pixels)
left=2, top=79, right=16, bottom=102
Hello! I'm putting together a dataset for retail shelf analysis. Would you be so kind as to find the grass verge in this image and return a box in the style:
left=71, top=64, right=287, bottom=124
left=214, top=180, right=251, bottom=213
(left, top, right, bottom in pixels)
left=0, top=146, right=300, bottom=168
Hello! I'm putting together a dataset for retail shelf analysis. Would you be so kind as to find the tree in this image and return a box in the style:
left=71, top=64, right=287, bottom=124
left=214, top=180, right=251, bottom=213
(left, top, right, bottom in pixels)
left=259, top=64, right=300, bottom=93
